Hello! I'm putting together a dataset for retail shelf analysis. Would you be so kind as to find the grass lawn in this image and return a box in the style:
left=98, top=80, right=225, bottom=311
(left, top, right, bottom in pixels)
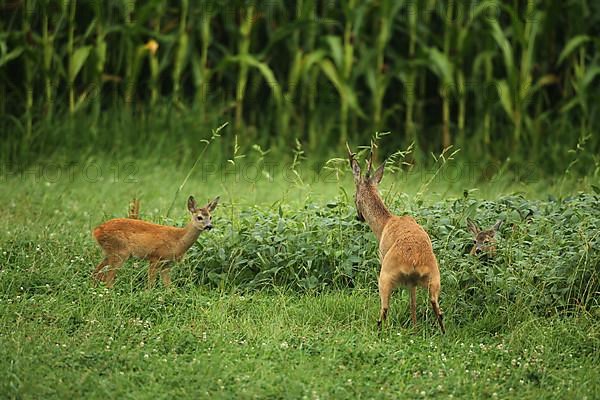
left=1, top=159, right=598, bottom=399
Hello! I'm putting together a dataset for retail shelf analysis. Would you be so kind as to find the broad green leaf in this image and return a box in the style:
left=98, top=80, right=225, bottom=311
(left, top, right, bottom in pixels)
left=325, top=35, right=343, bottom=68
left=529, top=74, right=559, bottom=95
left=469, top=1, right=501, bottom=24
left=69, top=46, right=92, bottom=83
left=427, top=47, right=454, bottom=85
left=496, top=80, right=513, bottom=118
left=190, top=53, right=205, bottom=86
left=559, top=97, right=579, bottom=114
left=301, top=50, right=326, bottom=74
left=288, top=51, right=303, bottom=90
left=489, top=20, right=515, bottom=80
left=95, top=42, right=107, bottom=73
left=582, top=66, right=600, bottom=88
left=173, top=32, right=189, bottom=81
left=365, top=68, right=376, bottom=93
left=345, top=85, right=366, bottom=118
left=523, top=10, right=543, bottom=77
left=471, top=51, right=495, bottom=77
left=318, top=59, right=365, bottom=118
left=0, top=46, right=24, bottom=68
left=319, top=59, right=343, bottom=95
left=557, top=35, right=591, bottom=65
left=230, top=54, right=282, bottom=105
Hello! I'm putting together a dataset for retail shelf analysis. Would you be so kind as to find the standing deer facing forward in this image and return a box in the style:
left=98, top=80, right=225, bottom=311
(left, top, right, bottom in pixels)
left=93, top=196, right=219, bottom=288
left=347, top=145, right=445, bottom=333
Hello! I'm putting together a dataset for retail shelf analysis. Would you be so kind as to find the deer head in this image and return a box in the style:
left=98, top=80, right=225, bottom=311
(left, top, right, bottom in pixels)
left=188, top=196, right=220, bottom=231
left=467, top=218, right=503, bottom=256
left=346, top=143, right=385, bottom=222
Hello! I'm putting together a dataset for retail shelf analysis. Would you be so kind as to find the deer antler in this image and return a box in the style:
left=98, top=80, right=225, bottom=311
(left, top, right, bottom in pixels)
left=345, top=142, right=355, bottom=162
left=128, top=197, right=140, bottom=219
left=366, top=141, right=374, bottom=178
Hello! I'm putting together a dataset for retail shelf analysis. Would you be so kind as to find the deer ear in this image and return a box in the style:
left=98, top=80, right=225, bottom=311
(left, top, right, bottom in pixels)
left=187, top=196, right=197, bottom=213
left=346, top=142, right=361, bottom=180
left=207, top=196, right=220, bottom=212
left=492, top=219, right=503, bottom=232
left=350, top=158, right=361, bottom=180
left=467, top=218, right=480, bottom=235
left=370, top=161, right=385, bottom=184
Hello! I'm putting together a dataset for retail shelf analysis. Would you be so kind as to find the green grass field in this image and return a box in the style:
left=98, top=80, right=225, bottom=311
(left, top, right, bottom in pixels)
left=1, top=159, right=598, bottom=399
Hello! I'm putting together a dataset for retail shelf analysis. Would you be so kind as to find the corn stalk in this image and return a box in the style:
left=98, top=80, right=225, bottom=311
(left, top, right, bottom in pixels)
left=490, top=1, right=554, bottom=153
left=235, top=5, right=255, bottom=132
left=172, top=0, right=189, bottom=105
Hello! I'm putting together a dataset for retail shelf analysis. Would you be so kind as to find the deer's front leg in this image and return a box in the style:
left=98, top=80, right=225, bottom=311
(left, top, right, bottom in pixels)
left=148, top=259, right=161, bottom=288
left=160, top=263, right=173, bottom=287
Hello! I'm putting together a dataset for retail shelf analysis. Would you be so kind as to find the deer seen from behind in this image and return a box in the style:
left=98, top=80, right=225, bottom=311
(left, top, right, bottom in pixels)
left=347, top=144, right=445, bottom=333
left=93, top=196, right=219, bottom=288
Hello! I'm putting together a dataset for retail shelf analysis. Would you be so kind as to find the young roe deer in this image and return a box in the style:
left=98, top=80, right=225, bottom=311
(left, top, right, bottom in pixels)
left=92, top=196, right=219, bottom=288
left=346, top=144, right=445, bottom=333
left=467, top=219, right=502, bottom=257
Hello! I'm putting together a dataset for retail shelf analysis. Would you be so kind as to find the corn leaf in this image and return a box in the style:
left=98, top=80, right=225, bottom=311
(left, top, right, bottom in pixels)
left=489, top=20, right=515, bottom=83
left=228, top=54, right=282, bottom=105
left=325, top=36, right=343, bottom=68
left=582, top=66, right=600, bottom=88
left=557, top=35, right=591, bottom=65
left=0, top=46, right=24, bottom=68
left=427, top=47, right=454, bottom=85
left=69, top=46, right=92, bottom=83
left=496, top=80, right=513, bottom=118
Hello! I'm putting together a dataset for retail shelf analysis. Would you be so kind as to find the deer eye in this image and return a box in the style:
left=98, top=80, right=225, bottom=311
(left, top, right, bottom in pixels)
left=196, top=215, right=203, bottom=221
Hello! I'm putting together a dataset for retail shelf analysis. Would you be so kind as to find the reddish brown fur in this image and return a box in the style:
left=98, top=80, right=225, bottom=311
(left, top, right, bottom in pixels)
left=347, top=145, right=445, bottom=333
left=92, top=196, right=219, bottom=288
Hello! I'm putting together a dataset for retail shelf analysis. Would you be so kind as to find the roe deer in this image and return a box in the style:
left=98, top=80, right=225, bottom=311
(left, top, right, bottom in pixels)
left=467, top=219, right=502, bottom=257
left=346, top=144, right=445, bottom=333
left=92, top=196, right=219, bottom=288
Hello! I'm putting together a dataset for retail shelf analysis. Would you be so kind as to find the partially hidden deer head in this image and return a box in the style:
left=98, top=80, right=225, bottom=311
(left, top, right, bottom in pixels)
left=467, top=218, right=503, bottom=257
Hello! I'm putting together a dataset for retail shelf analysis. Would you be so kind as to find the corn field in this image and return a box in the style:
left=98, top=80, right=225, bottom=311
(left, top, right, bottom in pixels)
left=1, top=0, right=599, bottom=169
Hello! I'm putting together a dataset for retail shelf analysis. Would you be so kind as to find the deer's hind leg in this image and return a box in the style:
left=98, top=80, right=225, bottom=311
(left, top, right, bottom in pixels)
left=410, top=286, right=417, bottom=327
left=378, top=273, right=394, bottom=329
left=428, top=271, right=445, bottom=334
left=378, top=254, right=411, bottom=329
left=93, top=257, right=109, bottom=283
left=104, top=253, right=129, bottom=288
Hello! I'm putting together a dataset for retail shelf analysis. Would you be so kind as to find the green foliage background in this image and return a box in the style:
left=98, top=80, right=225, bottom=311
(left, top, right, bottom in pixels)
left=1, top=0, right=599, bottom=171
